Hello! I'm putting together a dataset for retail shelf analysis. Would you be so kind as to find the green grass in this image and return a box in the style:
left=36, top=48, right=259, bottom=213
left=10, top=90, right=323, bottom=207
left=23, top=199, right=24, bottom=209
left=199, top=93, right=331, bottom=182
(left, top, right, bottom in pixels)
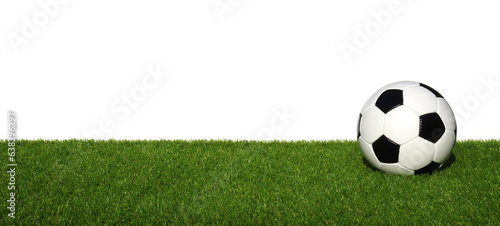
left=1, top=140, right=499, bottom=225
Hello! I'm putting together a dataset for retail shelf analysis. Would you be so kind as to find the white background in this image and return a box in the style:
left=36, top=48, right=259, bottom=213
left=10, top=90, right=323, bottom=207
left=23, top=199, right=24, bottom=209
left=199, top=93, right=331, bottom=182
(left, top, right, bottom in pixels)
left=1, top=0, right=499, bottom=140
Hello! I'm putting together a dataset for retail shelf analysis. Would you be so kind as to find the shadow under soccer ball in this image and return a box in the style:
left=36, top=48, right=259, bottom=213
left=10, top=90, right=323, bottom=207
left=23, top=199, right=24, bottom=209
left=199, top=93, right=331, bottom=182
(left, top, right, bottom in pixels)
left=361, top=153, right=456, bottom=175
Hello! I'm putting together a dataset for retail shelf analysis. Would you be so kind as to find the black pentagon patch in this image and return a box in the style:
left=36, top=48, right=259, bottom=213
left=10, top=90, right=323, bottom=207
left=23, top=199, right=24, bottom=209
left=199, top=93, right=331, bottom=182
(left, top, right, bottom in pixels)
left=372, top=135, right=400, bottom=163
left=415, top=161, right=441, bottom=175
left=375, top=89, right=403, bottom=113
left=419, top=113, right=445, bottom=143
left=357, top=114, right=362, bottom=138
left=420, top=83, right=443, bottom=98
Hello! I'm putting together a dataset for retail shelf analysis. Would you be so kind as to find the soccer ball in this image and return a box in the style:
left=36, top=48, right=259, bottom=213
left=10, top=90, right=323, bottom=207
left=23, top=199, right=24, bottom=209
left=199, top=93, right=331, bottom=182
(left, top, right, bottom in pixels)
left=357, top=81, right=457, bottom=175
